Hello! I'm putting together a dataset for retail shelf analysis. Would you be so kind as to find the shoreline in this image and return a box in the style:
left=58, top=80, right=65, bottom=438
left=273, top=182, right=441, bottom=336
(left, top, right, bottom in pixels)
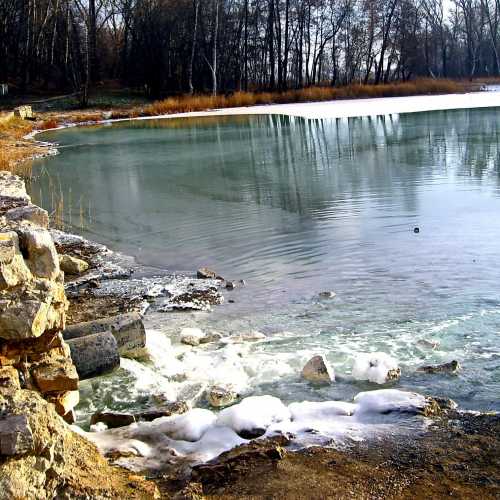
left=2, top=94, right=500, bottom=497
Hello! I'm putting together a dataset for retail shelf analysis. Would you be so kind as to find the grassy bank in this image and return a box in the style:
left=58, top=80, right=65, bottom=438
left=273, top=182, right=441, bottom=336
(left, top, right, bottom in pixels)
left=0, top=116, right=40, bottom=176
left=142, top=78, right=463, bottom=117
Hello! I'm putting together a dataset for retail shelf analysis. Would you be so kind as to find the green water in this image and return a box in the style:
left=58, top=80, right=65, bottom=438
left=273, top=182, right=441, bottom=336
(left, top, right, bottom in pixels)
left=31, top=109, right=500, bottom=413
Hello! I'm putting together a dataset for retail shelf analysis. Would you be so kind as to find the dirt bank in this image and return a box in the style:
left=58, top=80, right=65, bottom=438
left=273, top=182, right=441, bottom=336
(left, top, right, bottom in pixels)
left=157, top=412, right=500, bottom=499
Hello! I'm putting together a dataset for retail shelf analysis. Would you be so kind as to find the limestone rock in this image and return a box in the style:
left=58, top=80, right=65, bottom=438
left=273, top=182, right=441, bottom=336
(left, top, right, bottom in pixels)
left=200, top=331, right=223, bottom=344
left=0, top=414, right=34, bottom=456
left=47, top=390, right=80, bottom=416
left=0, top=172, right=30, bottom=201
left=181, top=327, right=206, bottom=346
left=5, top=205, right=49, bottom=228
left=301, top=355, right=335, bottom=384
left=0, top=366, right=20, bottom=392
left=0, top=231, right=31, bottom=290
left=206, top=385, right=239, bottom=408
left=59, top=254, right=89, bottom=275
left=17, top=227, right=60, bottom=280
left=32, top=360, right=79, bottom=393
left=0, top=279, right=67, bottom=339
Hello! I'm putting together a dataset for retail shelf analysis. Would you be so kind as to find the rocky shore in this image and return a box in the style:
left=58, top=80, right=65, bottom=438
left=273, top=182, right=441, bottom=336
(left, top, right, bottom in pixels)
left=1, top=112, right=499, bottom=499
left=0, top=171, right=158, bottom=498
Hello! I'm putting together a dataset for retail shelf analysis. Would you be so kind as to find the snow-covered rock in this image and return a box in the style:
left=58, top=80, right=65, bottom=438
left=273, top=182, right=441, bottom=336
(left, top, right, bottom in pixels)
left=216, top=395, right=291, bottom=438
left=352, top=352, right=400, bottom=384
left=354, top=389, right=427, bottom=415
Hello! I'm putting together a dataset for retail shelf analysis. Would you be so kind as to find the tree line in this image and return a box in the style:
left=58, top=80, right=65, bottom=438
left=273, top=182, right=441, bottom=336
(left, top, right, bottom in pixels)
left=0, top=0, right=498, bottom=100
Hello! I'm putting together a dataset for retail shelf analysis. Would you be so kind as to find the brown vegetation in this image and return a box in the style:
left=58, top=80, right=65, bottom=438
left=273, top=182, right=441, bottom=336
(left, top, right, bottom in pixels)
left=0, top=117, right=37, bottom=175
left=143, top=79, right=463, bottom=117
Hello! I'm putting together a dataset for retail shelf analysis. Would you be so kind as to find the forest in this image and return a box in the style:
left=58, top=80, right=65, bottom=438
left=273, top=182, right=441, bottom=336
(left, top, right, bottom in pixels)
left=0, top=0, right=498, bottom=99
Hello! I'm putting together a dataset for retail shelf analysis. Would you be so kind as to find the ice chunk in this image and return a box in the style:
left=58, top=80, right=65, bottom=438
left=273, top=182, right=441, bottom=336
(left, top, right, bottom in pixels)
left=152, top=408, right=217, bottom=441
left=216, top=395, right=291, bottom=437
left=352, top=352, right=400, bottom=384
left=354, top=389, right=427, bottom=415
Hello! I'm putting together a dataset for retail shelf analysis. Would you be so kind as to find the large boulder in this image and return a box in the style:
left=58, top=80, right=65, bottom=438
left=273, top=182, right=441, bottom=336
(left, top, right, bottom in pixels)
left=17, top=227, right=60, bottom=280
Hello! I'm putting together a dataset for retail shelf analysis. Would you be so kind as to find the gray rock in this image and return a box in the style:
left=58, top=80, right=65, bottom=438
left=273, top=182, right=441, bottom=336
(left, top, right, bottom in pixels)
left=417, top=339, right=440, bottom=350
left=66, top=331, right=120, bottom=380
left=63, top=313, right=146, bottom=358
left=301, top=355, right=335, bottom=384
left=91, top=401, right=189, bottom=428
left=319, top=291, right=336, bottom=299
left=0, top=415, right=34, bottom=456
left=5, top=205, right=49, bottom=228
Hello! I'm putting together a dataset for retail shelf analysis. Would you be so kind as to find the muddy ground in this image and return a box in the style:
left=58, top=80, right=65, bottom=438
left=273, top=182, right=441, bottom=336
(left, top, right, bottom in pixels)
left=156, top=412, right=500, bottom=499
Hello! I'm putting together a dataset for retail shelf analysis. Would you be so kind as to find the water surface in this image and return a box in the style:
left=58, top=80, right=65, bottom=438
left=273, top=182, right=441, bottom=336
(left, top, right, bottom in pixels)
left=31, top=109, right=500, bottom=416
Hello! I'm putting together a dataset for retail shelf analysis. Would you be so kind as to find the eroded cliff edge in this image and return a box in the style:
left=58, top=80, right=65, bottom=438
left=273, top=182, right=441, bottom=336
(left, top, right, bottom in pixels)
left=0, top=171, right=157, bottom=499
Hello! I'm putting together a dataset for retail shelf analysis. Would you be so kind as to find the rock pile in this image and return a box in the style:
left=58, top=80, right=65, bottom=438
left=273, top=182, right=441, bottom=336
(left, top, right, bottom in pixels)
left=0, top=172, right=77, bottom=422
left=0, top=171, right=157, bottom=498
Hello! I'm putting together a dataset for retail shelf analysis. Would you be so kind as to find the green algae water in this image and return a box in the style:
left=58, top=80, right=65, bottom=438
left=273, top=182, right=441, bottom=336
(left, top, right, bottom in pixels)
left=31, top=109, right=500, bottom=415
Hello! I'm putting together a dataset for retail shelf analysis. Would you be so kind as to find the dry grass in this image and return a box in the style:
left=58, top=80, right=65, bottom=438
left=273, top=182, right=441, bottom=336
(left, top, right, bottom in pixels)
left=143, top=78, right=463, bottom=117
left=0, top=117, right=37, bottom=175
left=39, top=119, right=59, bottom=130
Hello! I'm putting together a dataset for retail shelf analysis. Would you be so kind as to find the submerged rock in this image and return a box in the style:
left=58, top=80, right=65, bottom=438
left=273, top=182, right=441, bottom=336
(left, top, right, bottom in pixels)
left=417, top=339, right=440, bottom=349
left=301, top=355, right=335, bottom=384
left=206, top=385, right=239, bottom=408
left=318, top=291, right=336, bottom=299
left=59, top=254, right=89, bottom=275
left=417, top=360, right=461, bottom=374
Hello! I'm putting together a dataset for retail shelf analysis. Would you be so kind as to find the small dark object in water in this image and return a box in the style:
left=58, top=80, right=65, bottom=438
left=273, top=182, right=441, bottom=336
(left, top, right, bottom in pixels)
left=417, top=360, right=461, bottom=374
left=414, top=227, right=420, bottom=233
left=228, top=299, right=235, bottom=303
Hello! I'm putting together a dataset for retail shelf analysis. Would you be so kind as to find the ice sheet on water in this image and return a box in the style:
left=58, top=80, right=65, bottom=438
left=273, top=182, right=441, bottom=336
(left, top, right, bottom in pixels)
left=82, top=389, right=430, bottom=472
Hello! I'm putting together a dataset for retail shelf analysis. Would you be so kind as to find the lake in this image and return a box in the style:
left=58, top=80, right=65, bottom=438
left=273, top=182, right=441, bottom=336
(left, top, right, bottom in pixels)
left=31, top=108, right=500, bottom=419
